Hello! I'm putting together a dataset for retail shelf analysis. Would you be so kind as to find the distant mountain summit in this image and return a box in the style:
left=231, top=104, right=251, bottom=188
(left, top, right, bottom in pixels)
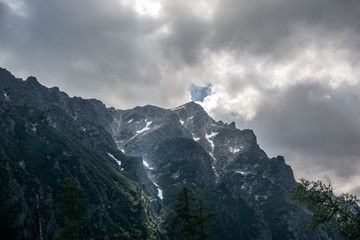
left=0, top=67, right=340, bottom=239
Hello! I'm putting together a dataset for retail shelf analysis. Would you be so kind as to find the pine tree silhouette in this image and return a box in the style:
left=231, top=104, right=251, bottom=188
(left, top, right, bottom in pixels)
left=55, top=177, right=86, bottom=240
left=171, top=187, right=216, bottom=240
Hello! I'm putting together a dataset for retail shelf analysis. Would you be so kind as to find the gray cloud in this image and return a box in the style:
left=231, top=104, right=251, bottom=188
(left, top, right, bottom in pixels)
left=253, top=82, right=360, bottom=158
left=0, top=0, right=176, bottom=108
left=160, top=1, right=210, bottom=66
left=234, top=81, right=360, bottom=194
left=210, top=0, right=360, bottom=60
left=0, top=2, right=7, bottom=24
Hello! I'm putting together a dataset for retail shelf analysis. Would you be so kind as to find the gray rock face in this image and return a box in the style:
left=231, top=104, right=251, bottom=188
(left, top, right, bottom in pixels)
left=108, top=101, right=338, bottom=239
left=0, top=68, right=116, bottom=154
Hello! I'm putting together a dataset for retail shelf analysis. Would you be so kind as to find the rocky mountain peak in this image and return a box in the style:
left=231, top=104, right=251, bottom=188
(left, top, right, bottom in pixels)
left=171, top=101, right=214, bottom=125
left=25, top=76, right=40, bottom=86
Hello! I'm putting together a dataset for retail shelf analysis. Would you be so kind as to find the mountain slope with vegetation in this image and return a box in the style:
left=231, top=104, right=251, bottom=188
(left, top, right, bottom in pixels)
left=0, top=68, right=165, bottom=240
left=0, top=67, right=341, bottom=239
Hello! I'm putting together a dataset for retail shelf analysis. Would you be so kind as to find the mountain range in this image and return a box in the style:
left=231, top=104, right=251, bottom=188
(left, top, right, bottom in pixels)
left=0, top=67, right=340, bottom=239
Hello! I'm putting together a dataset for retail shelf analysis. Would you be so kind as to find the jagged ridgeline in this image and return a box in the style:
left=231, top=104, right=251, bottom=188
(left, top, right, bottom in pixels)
left=0, top=68, right=340, bottom=240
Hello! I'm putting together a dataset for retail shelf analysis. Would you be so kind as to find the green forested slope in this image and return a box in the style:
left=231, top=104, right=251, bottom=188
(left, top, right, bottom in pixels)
left=0, top=103, right=165, bottom=240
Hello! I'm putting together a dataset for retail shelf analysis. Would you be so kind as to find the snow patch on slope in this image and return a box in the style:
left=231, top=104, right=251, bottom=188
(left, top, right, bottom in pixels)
left=142, top=160, right=163, bottom=199
left=205, top=132, right=218, bottom=150
left=192, top=133, right=200, bottom=141
left=143, top=159, right=154, bottom=170
left=205, top=132, right=219, bottom=182
left=235, top=170, right=247, bottom=175
left=136, top=120, right=153, bottom=134
left=108, top=153, right=124, bottom=170
left=229, top=147, right=240, bottom=153
left=153, top=182, right=163, bottom=200
left=130, top=119, right=153, bottom=140
left=208, top=152, right=219, bottom=182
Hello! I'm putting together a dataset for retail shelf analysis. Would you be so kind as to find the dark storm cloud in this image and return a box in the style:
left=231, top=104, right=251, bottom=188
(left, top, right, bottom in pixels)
left=210, top=0, right=360, bottom=60
left=0, top=0, right=170, bottom=107
left=252, top=82, right=360, bottom=158
left=0, top=1, right=6, bottom=21
left=160, top=1, right=210, bottom=66
left=239, top=81, right=360, bottom=192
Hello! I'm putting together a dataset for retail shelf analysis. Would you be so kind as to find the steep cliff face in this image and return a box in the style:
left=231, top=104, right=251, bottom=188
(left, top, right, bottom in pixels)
left=0, top=67, right=340, bottom=239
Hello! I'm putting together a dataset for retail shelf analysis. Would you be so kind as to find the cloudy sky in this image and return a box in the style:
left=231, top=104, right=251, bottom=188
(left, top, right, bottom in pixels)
left=1, top=0, right=360, bottom=194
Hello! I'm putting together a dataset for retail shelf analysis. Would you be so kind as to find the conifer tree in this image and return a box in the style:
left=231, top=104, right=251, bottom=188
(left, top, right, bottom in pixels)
left=55, top=177, right=86, bottom=240
left=172, top=187, right=196, bottom=239
left=195, top=200, right=216, bottom=240
left=171, top=187, right=215, bottom=240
